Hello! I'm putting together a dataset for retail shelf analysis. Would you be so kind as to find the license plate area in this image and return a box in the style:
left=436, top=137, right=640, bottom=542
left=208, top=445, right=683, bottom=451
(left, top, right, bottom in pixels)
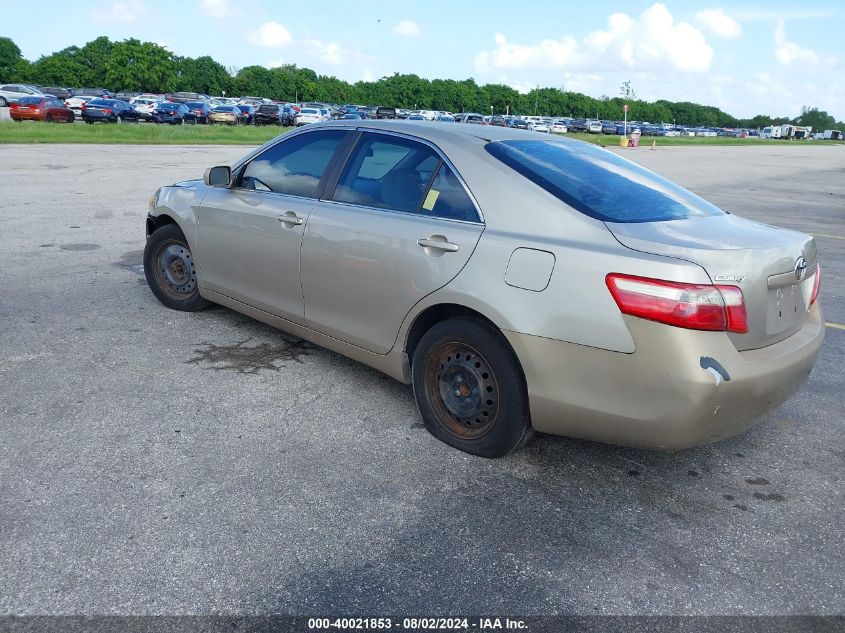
left=766, top=283, right=807, bottom=334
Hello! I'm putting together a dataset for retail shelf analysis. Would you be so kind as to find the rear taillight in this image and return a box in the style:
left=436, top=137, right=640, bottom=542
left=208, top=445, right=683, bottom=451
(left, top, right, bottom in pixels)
left=103, top=108, right=112, bottom=114
left=606, top=273, right=748, bottom=334
left=810, top=264, right=821, bottom=305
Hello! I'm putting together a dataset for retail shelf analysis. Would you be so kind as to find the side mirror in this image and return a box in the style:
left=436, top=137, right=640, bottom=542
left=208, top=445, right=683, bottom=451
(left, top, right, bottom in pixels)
left=204, top=165, right=231, bottom=187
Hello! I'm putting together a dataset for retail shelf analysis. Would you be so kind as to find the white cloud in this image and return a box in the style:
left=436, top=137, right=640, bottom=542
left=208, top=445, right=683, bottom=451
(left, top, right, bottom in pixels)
left=92, top=0, right=145, bottom=23
left=249, top=21, right=293, bottom=48
left=199, top=0, right=236, bottom=18
left=695, top=8, right=741, bottom=39
left=474, top=3, right=713, bottom=74
left=361, top=68, right=376, bottom=82
left=265, top=58, right=286, bottom=69
left=393, top=19, right=421, bottom=37
left=302, top=39, right=346, bottom=65
left=774, top=21, right=821, bottom=65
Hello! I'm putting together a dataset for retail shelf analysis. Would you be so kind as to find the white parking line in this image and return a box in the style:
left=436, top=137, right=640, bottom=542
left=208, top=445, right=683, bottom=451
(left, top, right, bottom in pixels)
left=826, top=322, right=845, bottom=331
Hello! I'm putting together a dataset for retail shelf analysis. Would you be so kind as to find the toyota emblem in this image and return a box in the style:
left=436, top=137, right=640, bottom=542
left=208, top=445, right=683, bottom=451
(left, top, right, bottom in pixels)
left=795, top=257, right=807, bottom=281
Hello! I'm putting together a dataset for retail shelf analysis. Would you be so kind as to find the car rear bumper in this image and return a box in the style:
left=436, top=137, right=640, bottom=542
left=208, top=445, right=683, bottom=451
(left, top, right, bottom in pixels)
left=503, top=303, right=824, bottom=451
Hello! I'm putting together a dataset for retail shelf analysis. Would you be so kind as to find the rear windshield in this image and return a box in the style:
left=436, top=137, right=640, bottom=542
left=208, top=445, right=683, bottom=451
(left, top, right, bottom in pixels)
left=18, top=96, right=43, bottom=104
left=485, top=140, right=725, bottom=223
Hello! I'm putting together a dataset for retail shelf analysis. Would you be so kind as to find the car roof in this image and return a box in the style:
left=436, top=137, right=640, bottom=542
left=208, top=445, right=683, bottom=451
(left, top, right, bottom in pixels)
left=313, top=118, right=569, bottom=145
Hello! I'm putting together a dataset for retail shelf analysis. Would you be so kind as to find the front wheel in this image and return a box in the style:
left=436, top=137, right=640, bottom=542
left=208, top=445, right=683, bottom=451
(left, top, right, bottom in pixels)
left=143, top=224, right=210, bottom=312
left=412, top=317, right=532, bottom=458
left=0, top=97, right=7, bottom=107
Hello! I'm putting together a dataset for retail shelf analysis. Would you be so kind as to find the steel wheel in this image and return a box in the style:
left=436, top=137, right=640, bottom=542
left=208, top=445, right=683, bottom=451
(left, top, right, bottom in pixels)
left=425, top=341, right=500, bottom=440
left=151, top=241, right=197, bottom=300
left=143, top=224, right=210, bottom=312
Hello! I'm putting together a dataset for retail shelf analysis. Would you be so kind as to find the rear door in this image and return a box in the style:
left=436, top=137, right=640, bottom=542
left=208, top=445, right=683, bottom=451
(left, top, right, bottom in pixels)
left=197, top=128, right=351, bottom=324
left=301, top=131, right=484, bottom=354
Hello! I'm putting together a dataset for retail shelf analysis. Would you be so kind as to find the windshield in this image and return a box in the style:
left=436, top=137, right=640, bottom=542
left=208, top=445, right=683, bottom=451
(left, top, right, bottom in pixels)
left=486, top=140, right=726, bottom=223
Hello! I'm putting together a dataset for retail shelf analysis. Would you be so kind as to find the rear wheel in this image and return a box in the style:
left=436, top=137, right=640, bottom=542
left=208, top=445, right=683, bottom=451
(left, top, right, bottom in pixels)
left=67, top=112, right=75, bottom=123
left=0, top=97, right=7, bottom=107
left=412, top=317, right=532, bottom=458
left=46, top=113, right=54, bottom=123
left=143, top=224, right=210, bottom=312
left=115, top=115, right=123, bottom=124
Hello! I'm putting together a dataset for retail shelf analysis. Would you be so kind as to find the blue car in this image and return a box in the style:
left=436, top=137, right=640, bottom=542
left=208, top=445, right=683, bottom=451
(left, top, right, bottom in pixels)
left=236, top=104, right=255, bottom=125
left=152, top=102, right=190, bottom=125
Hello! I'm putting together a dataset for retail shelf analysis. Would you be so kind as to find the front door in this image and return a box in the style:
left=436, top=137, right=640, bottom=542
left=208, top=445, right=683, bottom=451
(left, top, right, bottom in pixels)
left=197, top=129, right=350, bottom=323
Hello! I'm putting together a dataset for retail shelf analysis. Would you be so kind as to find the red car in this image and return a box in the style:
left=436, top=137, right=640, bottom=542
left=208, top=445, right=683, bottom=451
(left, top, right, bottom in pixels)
left=10, top=96, right=75, bottom=123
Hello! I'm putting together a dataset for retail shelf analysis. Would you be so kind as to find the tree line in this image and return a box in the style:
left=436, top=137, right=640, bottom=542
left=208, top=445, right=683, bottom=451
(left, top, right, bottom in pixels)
left=1, top=35, right=842, bottom=130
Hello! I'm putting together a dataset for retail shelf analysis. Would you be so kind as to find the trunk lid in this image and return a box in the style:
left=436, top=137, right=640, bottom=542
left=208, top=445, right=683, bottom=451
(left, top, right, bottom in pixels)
left=606, top=214, right=818, bottom=350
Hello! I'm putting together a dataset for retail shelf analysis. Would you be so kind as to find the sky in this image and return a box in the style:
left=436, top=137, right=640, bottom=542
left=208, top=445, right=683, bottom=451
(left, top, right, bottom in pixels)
left=2, top=0, right=843, bottom=120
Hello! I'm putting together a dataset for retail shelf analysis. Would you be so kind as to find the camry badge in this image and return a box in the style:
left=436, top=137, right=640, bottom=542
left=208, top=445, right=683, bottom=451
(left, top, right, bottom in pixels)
left=795, top=257, right=807, bottom=281
left=714, top=274, right=745, bottom=283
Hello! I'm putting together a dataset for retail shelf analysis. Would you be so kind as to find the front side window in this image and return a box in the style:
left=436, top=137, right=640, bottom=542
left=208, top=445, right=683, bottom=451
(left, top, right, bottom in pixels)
left=486, top=140, right=725, bottom=223
left=332, top=134, right=438, bottom=213
left=240, top=129, right=349, bottom=198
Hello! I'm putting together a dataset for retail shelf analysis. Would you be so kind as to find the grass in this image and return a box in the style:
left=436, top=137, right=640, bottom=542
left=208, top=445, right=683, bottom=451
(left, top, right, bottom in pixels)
left=0, top=120, right=291, bottom=145
left=566, top=132, right=845, bottom=147
left=1, top=120, right=842, bottom=147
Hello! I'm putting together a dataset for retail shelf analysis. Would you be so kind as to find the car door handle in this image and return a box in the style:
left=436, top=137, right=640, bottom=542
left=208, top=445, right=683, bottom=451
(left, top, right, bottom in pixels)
left=277, top=214, right=304, bottom=226
left=417, top=238, right=459, bottom=252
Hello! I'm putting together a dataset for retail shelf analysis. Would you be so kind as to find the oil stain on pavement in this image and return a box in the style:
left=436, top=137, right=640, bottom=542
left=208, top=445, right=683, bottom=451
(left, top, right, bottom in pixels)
left=185, top=337, right=315, bottom=374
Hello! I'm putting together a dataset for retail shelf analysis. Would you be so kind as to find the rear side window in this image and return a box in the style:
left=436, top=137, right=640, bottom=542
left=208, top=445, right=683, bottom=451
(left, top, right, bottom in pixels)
left=420, top=164, right=479, bottom=222
left=486, top=140, right=725, bottom=223
left=240, top=129, right=349, bottom=198
left=332, top=134, right=438, bottom=212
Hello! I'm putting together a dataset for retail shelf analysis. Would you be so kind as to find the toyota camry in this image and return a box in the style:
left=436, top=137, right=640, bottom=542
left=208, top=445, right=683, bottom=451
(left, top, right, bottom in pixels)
left=143, top=121, right=824, bottom=457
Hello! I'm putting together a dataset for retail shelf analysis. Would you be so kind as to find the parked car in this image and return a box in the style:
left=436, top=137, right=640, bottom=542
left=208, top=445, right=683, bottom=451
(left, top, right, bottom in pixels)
left=509, top=119, right=529, bottom=130
left=82, top=98, right=140, bottom=124
left=601, top=121, right=617, bottom=134
left=0, top=84, right=44, bottom=107
left=527, top=121, right=549, bottom=133
left=10, top=96, right=75, bottom=123
left=169, top=92, right=208, bottom=104
left=129, top=97, right=159, bottom=120
left=376, top=106, right=398, bottom=119
left=208, top=105, right=244, bottom=125
left=64, top=95, right=94, bottom=117
left=255, top=104, right=293, bottom=126
left=551, top=120, right=569, bottom=134
left=39, top=86, right=74, bottom=100
left=564, top=119, right=585, bottom=132
left=434, top=114, right=455, bottom=122
left=294, top=107, right=327, bottom=125
left=586, top=120, right=603, bottom=133
left=143, top=121, right=823, bottom=458
left=151, top=102, right=190, bottom=125
left=343, top=113, right=366, bottom=120
left=235, top=104, right=255, bottom=125
left=455, top=113, right=485, bottom=124
left=76, top=88, right=111, bottom=98
left=115, top=91, right=141, bottom=102
left=184, top=102, right=211, bottom=124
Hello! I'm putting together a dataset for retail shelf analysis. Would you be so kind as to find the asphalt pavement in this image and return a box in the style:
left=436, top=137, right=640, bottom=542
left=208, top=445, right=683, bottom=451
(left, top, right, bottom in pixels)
left=0, top=142, right=842, bottom=618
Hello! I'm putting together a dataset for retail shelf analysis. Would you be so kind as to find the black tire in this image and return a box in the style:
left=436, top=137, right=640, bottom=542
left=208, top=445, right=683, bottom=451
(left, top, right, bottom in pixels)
left=143, top=224, right=210, bottom=312
left=0, top=97, right=7, bottom=107
left=412, top=317, right=532, bottom=458
left=115, top=115, right=123, bottom=124
left=67, top=112, right=75, bottom=123
left=46, top=113, right=53, bottom=123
